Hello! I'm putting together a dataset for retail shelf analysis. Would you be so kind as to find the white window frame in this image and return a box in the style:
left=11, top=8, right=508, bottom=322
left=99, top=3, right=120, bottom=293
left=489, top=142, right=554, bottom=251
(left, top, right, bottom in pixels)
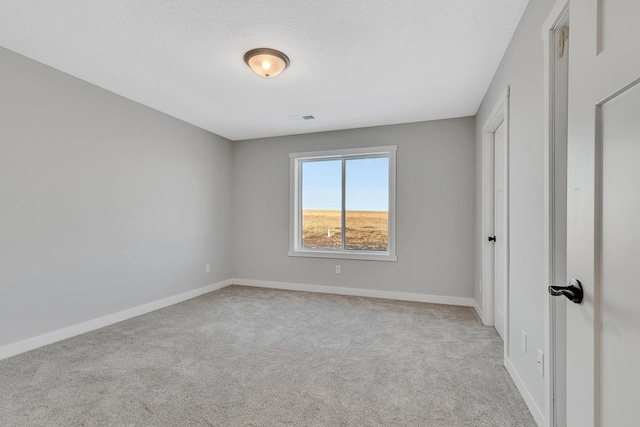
left=289, top=145, right=397, bottom=262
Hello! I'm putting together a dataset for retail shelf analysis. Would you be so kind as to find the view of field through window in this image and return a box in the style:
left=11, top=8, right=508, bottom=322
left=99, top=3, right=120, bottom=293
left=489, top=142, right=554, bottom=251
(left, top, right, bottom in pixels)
left=301, top=157, right=389, bottom=251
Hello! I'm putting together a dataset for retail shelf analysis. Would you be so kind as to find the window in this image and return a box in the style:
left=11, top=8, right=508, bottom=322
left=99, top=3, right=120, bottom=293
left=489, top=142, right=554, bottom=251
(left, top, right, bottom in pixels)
left=289, top=145, right=397, bottom=261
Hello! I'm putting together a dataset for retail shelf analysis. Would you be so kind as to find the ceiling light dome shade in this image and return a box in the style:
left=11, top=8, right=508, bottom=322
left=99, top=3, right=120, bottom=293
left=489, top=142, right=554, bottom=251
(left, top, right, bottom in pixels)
left=244, top=48, right=290, bottom=78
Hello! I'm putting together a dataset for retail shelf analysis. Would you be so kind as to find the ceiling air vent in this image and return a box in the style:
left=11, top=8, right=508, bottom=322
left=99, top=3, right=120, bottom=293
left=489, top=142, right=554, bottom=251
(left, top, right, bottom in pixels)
left=302, top=115, right=315, bottom=120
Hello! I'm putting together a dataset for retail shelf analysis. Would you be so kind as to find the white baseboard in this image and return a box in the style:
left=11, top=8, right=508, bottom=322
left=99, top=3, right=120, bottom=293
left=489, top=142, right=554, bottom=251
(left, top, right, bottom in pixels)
left=473, top=300, right=485, bottom=323
left=506, top=357, right=545, bottom=426
left=0, top=279, right=233, bottom=361
left=232, top=278, right=475, bottom=307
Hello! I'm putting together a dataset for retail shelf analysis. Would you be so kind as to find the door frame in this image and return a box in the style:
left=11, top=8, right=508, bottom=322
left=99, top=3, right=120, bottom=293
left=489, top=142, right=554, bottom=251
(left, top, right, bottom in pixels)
left=542, top=1, right=570, bottom=426
left=481, top=86, right=510, bottom=364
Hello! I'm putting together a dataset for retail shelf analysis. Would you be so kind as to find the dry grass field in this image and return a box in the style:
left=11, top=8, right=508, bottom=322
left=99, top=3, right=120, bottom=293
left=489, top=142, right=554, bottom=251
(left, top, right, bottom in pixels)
left=302, top=210, right=388, bottom=251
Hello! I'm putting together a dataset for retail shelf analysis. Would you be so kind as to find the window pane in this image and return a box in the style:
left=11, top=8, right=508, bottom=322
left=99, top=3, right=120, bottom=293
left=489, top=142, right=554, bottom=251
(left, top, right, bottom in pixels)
left=345, top=157, right=389, bottom=251
left=301, top=160, right=342, bottom=250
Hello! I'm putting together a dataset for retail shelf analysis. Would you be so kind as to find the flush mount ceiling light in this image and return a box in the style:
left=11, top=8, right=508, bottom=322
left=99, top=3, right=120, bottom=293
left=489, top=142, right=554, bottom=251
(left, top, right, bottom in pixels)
left=244, top=48, right=290, bottom=78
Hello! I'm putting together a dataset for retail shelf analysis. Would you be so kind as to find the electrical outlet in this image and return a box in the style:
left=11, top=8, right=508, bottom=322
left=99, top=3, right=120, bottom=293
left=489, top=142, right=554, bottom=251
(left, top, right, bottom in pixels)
left=521, top=331, right=527, bottom=353
left=537, top=349, right=544, bottom=376
left=335, top=265, right=341, bottom=274
left=206, top=264, right=211, bottom=273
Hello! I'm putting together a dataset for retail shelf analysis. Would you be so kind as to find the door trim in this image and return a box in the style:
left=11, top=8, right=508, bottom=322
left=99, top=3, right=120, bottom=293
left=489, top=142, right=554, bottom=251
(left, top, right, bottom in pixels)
left=481, top=86, right=510, bottom=366
left=543, top=1, right=570, bottom=426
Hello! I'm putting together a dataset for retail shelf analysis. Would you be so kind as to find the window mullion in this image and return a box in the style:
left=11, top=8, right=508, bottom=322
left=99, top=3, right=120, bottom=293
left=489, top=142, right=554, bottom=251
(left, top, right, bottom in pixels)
left=298, top=160, right=303, bottom=250
left=341, top=158, right=346, bottom=251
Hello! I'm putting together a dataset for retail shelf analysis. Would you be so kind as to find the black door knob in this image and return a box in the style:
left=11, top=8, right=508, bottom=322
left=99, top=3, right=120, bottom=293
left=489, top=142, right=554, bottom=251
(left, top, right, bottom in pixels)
left=548, top=279, right=583, bottom=304
left=488, top=236, right=496, bottom=242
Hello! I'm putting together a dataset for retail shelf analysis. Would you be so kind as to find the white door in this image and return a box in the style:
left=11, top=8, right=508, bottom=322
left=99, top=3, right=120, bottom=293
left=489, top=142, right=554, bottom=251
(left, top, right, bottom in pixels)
left=563, top=1, right=640, bottom=426
left=494, top=121, right=507, bottom=340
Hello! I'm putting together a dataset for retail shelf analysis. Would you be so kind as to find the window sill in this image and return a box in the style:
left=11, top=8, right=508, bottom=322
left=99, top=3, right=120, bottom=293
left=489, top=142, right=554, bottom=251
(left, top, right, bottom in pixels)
left=288, top=250, right=397, bottom=262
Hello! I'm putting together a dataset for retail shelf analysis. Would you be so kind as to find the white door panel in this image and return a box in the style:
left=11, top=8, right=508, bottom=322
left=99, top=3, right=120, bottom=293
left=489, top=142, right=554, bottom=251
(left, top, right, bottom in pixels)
left=598, top=82, right=640, bottom=426
left=600, top=0, right=638, bottom=53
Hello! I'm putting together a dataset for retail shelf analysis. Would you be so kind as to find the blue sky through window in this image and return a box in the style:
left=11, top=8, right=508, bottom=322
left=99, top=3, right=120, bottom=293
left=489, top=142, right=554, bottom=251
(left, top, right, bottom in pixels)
left=302, top=157, right=389, bottom=211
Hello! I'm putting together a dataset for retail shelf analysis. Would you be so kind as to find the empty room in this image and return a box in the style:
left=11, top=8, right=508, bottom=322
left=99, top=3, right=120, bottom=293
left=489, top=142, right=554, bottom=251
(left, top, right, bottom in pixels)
left=1, top=1, right=638, bottom=426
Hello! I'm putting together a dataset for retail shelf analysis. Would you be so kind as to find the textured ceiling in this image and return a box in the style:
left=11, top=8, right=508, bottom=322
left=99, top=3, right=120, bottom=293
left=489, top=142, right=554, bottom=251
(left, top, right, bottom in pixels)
left=0, top=0, right=528, bottom=141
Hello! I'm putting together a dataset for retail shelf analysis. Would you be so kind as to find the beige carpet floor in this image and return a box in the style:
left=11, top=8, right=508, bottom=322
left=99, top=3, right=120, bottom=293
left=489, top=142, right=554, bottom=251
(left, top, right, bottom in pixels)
left=0, top=286, right=535, bottom=426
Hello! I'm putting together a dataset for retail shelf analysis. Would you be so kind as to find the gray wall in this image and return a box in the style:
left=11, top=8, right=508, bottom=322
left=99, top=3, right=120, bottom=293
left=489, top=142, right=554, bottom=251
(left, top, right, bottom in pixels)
left=232, top=118, right=475, bottom=298
left=0, top=47, right=233, bottom=347
left=474, top=0, right=556, bottom=410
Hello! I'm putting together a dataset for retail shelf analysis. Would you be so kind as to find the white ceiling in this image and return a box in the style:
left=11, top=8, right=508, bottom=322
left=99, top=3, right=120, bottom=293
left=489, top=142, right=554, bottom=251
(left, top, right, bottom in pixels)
left=0, top=0, right=528, bottom=141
